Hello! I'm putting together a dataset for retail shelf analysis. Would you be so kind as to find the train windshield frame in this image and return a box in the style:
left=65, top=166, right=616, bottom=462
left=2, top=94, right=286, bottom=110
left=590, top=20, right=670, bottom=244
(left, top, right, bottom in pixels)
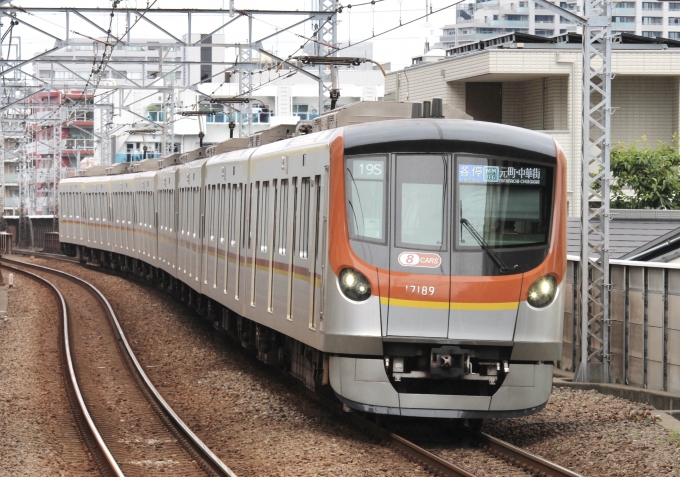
left=455, top=154, right=554, bottom=251
left=345, top=152, right=555, bottom=254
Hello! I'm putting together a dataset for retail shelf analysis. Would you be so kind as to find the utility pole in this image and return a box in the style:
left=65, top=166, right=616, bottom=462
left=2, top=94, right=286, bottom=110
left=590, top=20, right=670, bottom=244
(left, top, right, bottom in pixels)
left=532, top=0, right=613, bottom=383
left=317, top=0, right=337, bottom=114
left=239, top=16, right=253, bottom=138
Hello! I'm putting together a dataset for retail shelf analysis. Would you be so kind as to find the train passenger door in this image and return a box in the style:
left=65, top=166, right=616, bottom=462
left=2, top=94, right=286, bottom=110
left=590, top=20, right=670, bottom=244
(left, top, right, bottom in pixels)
left=386, top=154, right=451, bottom=338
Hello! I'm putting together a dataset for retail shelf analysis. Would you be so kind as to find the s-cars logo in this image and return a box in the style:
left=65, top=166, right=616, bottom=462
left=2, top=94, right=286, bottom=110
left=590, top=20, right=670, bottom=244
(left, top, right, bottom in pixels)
left=398, top=252, right=442, bottom=268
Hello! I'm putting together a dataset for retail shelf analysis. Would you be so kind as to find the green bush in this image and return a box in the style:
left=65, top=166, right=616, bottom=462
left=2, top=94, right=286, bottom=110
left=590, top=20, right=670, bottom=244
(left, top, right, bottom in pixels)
left=609, top=135, right=680, bottom=210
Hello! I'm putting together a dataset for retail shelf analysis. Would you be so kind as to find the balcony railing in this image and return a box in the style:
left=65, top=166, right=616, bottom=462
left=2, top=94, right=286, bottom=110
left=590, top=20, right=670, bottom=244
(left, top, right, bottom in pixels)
left=612, top=21, right=636, bottom=29
left=34, top=139, right=94, bottom=156
left=70, top=111, right=94, bottom=122
left=115, top=152, right=163, bottom=163
left=4, top=173, right=18, bottom=183
left=612, top=7, right=636, bottom=15
left=490, top=19, right=529, bottom=27
left=500, top=6, right=529, bottom=13
left=4, top=197, right=18, bottom=207
left=206, top=112, right=274, bottom=124
left=64, top=139, right=94, bottom=149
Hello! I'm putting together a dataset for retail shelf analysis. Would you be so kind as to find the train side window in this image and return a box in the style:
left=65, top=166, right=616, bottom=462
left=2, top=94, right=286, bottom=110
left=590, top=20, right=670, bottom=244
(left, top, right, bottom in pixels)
left=196, top=187, right=201, bottom=238
left=241, top=184, right=250, bottom=249
left=259, top=181, right=269, bottom=252
left=278, top=179, right=289, bottom=255
left=179, top=190, right=184, bottom=234
left=345, top=155, right=387, bottom=243
left=189, top=188, right=195, bottom=239
left=219, top=184, right=226, bottom=246
left=159, top=191, right=164, bottom=230
left=299, top=178, right=311, bottom=259
left=243, top=181, right=254, bottom=250
left=310, top=174, right=323, bottom=329
left=185, top=188, right=190, bottom=236
left=209, top=185, right=216, bottom=241
left=229, top=184, right=239, bottom=247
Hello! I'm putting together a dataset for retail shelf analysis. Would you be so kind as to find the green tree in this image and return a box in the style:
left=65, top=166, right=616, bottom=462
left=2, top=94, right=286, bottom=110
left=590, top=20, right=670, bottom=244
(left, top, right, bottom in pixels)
left=608, top=135, right=680, bottom=210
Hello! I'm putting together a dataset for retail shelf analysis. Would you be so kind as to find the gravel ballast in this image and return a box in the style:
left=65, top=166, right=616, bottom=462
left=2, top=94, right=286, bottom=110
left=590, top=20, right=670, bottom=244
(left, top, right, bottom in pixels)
left=0, top=272, right=97, bottom=476
left=26, top=258, right=427, bottom=477
left=22, top=256, right=680, bottom=477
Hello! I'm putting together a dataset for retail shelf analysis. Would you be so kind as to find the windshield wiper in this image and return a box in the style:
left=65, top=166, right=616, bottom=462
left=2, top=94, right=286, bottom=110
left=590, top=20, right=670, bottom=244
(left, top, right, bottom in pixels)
left=460, top=218, right=518, bottom=273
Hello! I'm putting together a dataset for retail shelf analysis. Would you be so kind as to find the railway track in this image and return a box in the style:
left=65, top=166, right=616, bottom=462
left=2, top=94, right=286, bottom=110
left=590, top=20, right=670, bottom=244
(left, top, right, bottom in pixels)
left=2, top=257, right=237, bottom=477
left=9, top=253, right=582, bottom=477
left=306, top=390, right=583, bottom=477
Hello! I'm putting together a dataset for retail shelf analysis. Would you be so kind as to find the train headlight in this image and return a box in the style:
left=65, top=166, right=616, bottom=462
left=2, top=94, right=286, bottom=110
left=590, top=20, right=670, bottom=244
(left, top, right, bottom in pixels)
left=527, top=275, right=557, bottom=308
left=339, top=268, right=372, bottom=302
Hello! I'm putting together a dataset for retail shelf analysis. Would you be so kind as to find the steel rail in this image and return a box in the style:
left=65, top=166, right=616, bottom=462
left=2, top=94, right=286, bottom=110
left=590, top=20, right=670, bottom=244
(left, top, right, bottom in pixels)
left=2, top=262, right=124, bottom=477
left=478, top=433, right=583, bottom=477
left=2, top=257, right=238, bottom=477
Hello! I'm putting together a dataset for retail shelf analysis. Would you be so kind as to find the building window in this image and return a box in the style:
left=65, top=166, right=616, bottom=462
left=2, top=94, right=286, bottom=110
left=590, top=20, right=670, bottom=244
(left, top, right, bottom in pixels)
left=670, top=17, right=680, bottom=25
left=39, top=70, right=51, bottom=79
left=54, top=71, right=74, bottom=80
left=505, top=14, right=528, bottom=21
left=493, top=15, right=498, bottom=20
left=128, top=46, right=145, bottom=51
left=535, top=29, right=555, bottom=36
left=642, top=2, right=662, bottom=10
left=642, top=17, right=662, bottom=25
left=670, top=3, right=680, bottom=11
left=73, top=45, right=93, bottom=51
left=669, top=32, right=680, bottom=39
left=292, top=104, right=309, bottom=121
left=614, top=2, right=635, bottom=8
left=613, top=16, right=635, bottom=23
left=642, top=31, right=658, bottom=37
left=535, top=15, right=555, bottom=22
left=128, top=72, right=144, bottom=80
left=519, top=1, right=527, bottom=6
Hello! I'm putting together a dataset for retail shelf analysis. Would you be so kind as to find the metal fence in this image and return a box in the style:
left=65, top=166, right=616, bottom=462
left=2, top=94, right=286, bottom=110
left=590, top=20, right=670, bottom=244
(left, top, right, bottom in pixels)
left=562, top=257, right=680, bottom=393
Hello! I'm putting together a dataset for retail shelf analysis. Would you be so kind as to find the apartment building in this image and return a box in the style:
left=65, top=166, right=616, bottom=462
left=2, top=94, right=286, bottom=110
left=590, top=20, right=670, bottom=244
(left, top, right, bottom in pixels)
left=437, top=0, right=680, bottom=48
left=611, top=1, right=680, bottom=38
left=437, top=0, right=582, bottom=48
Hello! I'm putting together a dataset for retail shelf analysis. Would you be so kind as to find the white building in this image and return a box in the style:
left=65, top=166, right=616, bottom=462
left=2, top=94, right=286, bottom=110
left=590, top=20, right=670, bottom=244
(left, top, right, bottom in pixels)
left=29, top=38, right=386, bottom=166
left=386, top=32, right=680, bottom=218
left=437, top=0, right=680, bottom=49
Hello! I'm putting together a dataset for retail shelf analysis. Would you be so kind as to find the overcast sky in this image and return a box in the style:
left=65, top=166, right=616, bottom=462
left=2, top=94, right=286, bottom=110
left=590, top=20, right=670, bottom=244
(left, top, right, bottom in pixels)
left=7, top=0, right=458, bottom=70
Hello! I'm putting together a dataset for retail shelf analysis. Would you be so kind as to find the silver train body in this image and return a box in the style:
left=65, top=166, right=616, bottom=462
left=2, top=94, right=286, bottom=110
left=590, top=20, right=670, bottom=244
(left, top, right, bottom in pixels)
left=58, top=119, right=567, bottom=419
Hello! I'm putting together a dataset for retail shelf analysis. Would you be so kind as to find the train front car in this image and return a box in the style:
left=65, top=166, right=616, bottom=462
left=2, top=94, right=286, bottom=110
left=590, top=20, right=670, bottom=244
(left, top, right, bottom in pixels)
left=327, top=119, right=567, bottom=418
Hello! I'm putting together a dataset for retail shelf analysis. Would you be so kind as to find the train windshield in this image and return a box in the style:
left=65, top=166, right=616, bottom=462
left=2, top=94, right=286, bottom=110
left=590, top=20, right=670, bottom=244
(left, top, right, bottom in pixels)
left=346, top=156, right=387, bottom=242
left=456, top=156, right=553, bottom=249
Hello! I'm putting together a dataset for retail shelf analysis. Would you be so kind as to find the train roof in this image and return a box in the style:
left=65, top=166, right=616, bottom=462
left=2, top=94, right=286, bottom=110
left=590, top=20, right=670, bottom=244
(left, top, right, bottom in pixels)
left=342, top=119, right=557, bottom=163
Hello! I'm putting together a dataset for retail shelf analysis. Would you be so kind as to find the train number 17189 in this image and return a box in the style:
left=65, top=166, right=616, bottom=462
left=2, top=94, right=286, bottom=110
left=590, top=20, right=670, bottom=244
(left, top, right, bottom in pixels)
left=405, top=285, right=435, bottom=296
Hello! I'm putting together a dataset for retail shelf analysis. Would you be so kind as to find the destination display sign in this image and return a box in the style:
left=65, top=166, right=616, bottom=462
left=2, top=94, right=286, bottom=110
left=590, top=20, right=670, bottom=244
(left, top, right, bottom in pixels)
left=458, top=164, right=546, bottom=186
left=352, top=159, right=385, bottom=180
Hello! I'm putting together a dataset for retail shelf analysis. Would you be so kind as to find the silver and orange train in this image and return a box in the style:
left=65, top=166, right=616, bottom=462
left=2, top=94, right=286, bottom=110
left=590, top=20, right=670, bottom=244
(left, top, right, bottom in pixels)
left=58, top=118, right=567, bottom=419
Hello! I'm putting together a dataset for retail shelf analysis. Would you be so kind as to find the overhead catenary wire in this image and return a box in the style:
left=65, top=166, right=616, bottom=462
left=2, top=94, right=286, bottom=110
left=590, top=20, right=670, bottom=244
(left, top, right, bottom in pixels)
left=330, top=0, right=464, bottom=55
